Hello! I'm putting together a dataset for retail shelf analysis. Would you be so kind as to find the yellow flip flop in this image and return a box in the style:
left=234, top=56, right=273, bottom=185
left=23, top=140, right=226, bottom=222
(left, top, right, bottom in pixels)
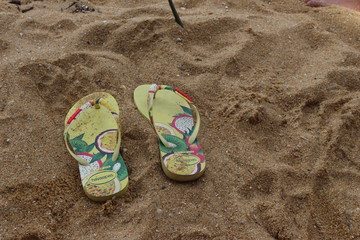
left=134, top=84, right=205, bottom=181
left=64, top=92, right=129, bottom=201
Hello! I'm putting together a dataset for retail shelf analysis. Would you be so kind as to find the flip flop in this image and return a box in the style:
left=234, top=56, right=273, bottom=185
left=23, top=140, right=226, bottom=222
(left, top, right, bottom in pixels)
left=133, top=84, right=205, bottom=181
left=64, top=92, right=129, bottom=201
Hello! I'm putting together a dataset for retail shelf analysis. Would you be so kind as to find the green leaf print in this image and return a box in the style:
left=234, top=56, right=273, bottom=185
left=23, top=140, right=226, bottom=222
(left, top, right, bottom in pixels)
left=103, top=155, right=128, bottom=181
left=86, top=143, right=95, bottom=152
left=69, top=139, right=88, bottom=153
left=159, top=135, right=188, bottom=153
left=102, top=154, right=128, bottom=181
left=91, top=152, right=105, bottom=162
left=164, top=86, right=174, bottom=91
left=106, top=153, right=113, bottom=161
left=116, top=156, right=128, bottom=181
left=102, top=158, right=114, bottom=170
left=73, top=133, right=85, bottom=141
left=180, top=106, right=192, bottom=115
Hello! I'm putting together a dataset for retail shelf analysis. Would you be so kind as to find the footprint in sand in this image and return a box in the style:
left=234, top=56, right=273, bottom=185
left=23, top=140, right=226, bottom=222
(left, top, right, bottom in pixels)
left=301, top=0, right=360, bottom=11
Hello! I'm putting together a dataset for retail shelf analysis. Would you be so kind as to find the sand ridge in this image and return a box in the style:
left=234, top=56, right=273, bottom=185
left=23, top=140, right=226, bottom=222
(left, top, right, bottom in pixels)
left=1, top=0, right=360, bottom=239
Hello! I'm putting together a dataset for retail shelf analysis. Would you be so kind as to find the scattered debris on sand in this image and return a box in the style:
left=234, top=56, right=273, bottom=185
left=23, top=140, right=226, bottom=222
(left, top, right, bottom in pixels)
left=65, top=1, right=95, bottom=13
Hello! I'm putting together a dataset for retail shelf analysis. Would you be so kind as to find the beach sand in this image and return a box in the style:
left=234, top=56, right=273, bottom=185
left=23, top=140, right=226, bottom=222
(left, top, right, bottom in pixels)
left=1, top=0, right=360, bottom=239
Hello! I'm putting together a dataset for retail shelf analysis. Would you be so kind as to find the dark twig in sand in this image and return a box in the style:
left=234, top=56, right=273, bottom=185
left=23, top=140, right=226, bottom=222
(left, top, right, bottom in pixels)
left=9, top=0, right=21, bottom=5
left=168, top=0, right=184, bottom=28
left=21, top=6, right=34, bottom=13
left=65, top=2, right=76, bottom=9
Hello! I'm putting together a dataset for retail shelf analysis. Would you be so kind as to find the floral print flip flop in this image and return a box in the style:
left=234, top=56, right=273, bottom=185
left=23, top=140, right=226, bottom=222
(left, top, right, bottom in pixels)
left=133, top=84, right=205, bottom=181
left=64, top=92, right=129, bottom=201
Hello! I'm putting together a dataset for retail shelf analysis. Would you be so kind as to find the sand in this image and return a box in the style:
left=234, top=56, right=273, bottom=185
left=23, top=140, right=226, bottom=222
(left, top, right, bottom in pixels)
left=1, top=0, right=360, bottom=239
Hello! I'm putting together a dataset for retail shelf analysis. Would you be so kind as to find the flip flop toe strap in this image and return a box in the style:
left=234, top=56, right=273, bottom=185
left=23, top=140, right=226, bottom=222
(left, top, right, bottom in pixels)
left=64, top=98, right=121, bottom=166
left=147, top=84, right=200, bottom=148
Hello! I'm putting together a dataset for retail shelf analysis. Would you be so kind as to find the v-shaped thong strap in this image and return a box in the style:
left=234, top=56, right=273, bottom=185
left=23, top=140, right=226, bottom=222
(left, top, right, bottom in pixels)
left=146, top=84, right=201, bottom=148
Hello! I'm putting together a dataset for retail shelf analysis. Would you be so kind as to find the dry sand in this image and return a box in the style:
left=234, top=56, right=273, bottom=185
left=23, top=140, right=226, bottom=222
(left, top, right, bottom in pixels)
left=1, top=0, right=360, bottom=239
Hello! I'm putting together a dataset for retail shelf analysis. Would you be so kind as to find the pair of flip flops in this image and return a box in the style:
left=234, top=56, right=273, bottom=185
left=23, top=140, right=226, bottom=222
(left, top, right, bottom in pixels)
left=64, top=84, right=206, bottom=201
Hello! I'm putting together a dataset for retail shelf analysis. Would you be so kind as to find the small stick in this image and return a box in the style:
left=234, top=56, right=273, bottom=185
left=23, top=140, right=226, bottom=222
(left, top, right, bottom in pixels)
left=66, top=1, right=76, bottom=9
left=168, top=0, right=184, bottom=28
left=9, top=0, right=21, bottom=5
left=21, top=6, right=34, bottom=13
